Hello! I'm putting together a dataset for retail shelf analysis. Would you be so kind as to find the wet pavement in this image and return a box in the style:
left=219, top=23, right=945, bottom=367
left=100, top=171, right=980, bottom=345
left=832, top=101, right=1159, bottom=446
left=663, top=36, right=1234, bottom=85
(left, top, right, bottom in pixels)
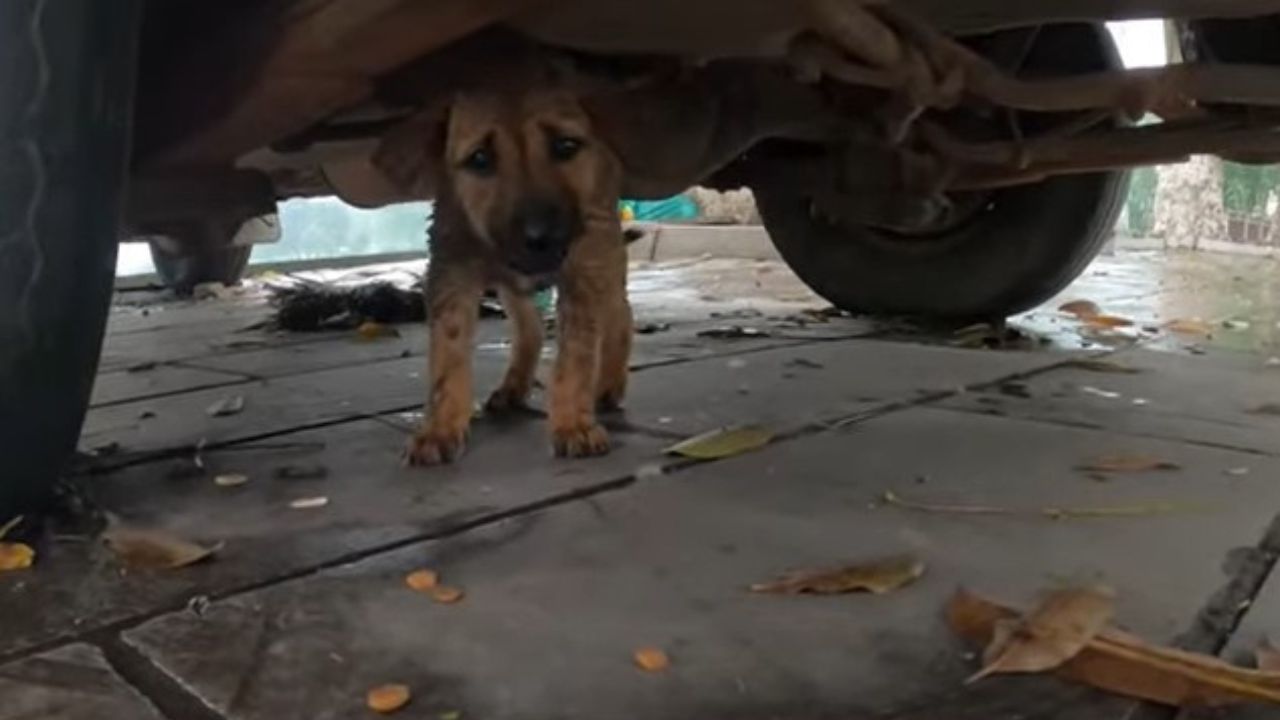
left=5, top=243, right=1280, bottom=719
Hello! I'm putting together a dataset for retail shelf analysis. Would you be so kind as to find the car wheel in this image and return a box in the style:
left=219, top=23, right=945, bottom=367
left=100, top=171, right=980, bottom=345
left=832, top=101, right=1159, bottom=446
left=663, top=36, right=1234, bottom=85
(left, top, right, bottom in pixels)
left=753, top=24, right=1129, bottom=320
left=0, top=0, right=143, bottom=516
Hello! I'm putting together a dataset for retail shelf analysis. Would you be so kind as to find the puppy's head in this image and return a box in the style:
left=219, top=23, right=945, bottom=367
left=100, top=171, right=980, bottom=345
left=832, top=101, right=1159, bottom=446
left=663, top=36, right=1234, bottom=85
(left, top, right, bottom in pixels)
left=443, top=88, right=618, bottom=276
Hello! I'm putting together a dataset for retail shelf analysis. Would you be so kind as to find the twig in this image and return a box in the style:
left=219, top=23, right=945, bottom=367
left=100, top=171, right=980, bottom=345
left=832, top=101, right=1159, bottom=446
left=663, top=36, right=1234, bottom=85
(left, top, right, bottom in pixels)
left=0, top=515, right=22, bottom=540
left=881, top=491, right=1199, bottom=520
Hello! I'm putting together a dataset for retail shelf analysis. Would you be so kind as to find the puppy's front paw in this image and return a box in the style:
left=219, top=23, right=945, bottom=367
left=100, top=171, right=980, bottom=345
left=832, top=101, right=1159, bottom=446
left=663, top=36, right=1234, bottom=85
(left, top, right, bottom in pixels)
left=551, top=422, right=610, bottom=458
left=404, top=426, right=468, bottom=467
left=484, top=385, right=530, bottom=415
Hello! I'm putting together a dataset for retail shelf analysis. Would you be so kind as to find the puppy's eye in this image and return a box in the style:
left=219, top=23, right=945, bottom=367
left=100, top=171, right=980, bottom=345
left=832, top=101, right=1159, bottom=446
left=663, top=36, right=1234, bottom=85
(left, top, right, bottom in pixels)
left=549, top=136, right=583, bottom=162
left=461, top=145, right=496, bottom=175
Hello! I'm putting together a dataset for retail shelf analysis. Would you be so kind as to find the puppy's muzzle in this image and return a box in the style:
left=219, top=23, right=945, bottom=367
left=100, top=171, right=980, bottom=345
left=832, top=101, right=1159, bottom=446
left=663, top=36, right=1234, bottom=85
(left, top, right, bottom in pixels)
left=509, top=199, right=576, bottom=275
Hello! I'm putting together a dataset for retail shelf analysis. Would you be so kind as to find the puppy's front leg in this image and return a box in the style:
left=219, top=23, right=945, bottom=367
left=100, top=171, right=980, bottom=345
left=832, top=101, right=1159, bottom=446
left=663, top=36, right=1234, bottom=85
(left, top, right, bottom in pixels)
left=406, top=262, right=483, bottom=466
left=549, top=271, right=610, bottom=458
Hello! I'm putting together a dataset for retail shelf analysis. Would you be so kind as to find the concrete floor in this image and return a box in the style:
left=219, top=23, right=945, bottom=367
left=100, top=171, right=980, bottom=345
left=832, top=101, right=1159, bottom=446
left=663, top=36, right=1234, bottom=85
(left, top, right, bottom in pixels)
left=5, top=243, right=1280, bottom=719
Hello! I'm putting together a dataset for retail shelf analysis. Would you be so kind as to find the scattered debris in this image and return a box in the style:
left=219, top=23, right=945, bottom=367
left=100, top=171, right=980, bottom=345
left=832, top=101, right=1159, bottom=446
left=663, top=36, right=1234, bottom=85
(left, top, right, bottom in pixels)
left=697, top=325, right=769, bottom=340
left=950, top=322, right=1044, bottom=351
left=213, top=473, right=249, bottom=488
left=0, top=517, right=33, bottom=572
left=206, top=395, right=246, bottom=417
left=1222, top=319, right=1251, bottom=331
left=1248, top=403, right=1280, bottom=417
left=366, top=684, right=412, bottom=714
left=405, top=570, right=440, bottom=592
left=784, top=357, right=825, bottom=370
left=967, top=586, right=1115, bottom=683
left=665, top=426, right=773, bottom=460
left=635, top=322, right=671, bottom=335
left=272, top=464, right=329, bottom=481
left=1267, top=357, right=1280, bottom=368
left=1061, top=359, right=1142, bottom=375
left=216, top=339, right=268, bottom=351
left=633, top=647, right=670, bottom=672
left=1079, top=386, right=1122, bottom=400
left=997, top=382, right=1032, bottom=399
left=948, top=589, right=1280, bottom=706
left=1226, top=467, right=1252, bottom=477
left=289, top=496, right=329, bottom=510
left=1165, top=318, right=1214, bottom=336
left=138, top=410, right=157, bottom=421
left=91, top=442, right=122, bottom=457
left=356, top=321, right=401, bottom=340
left=750, top=554, right=925, bottom=595
left=881, top=490, right=1194, bottom=520
left=1059, top=300, right=1102, bottom=318
left=102, top=523, right=220, bottom=570
left=273, top=282, right=425, bottom=332
left=1084, top=315, right=1135, bottom=329
left=1077, top=454, right=1180, bottom=473
left=431, top=586, right=465, bottom=604
left=125, top=361, right=158, bottom=373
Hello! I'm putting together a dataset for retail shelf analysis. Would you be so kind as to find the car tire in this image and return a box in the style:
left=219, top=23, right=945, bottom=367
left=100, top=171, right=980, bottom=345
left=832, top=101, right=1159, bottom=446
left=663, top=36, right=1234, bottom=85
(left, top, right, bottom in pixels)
left=0, top=0, right=143, bottom=516
left=753, top=24, right=1129, bottom=320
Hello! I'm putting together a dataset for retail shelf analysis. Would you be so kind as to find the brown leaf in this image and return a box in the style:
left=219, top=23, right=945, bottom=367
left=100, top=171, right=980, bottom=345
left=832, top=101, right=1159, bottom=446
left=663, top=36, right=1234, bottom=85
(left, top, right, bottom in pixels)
left=405, top=569, right=439, bottom=592
left=751, top=554, right=925, bottom=595
left=1165, top=318, right=1214, bottom=336
left=1062, top=359, right=1143, bottom=375
left=968, top=586, right=1115, bottom=682
left=102, top=524, right=219, bottom=570
left=1078, top=454, right=1180, bottom=473
left=1059, top=300, right=1101, bottom=319
left=665, top=426, right=773, bottom=460
left=947, top=589, right=1280, bottom=706
left=633, top=647, right=670, bottom=672
left=357, top=322, right=401, bottom=341
left=0, top=542, right=35, bottom=572
left=431, top=586, right=465, bottom=604
left=366, top=684, right=411, bottom=714
left=1257, top=639, right=1280, bottom=673
left=1085, top=315, right=1135, bottom=329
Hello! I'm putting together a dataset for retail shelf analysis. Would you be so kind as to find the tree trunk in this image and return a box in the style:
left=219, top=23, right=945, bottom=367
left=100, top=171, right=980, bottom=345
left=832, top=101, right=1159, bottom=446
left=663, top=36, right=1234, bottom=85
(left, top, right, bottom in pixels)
left=1152, top=156, right=1226, bottom=250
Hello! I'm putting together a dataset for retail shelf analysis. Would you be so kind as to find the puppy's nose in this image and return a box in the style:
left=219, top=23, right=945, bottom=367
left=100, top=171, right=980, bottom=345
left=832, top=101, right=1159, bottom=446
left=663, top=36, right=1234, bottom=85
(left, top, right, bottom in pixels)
left=519, top=202, right=569, bottom=255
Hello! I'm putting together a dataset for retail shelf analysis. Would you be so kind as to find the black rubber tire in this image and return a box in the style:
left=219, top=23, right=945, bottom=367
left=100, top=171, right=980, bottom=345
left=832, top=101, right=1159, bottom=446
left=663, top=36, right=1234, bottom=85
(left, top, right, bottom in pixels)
left=754, top=25, right=1129, bottom=320
left=149, top=239, right=252, bottom=294
left=0, top=1, right=143, bottom=517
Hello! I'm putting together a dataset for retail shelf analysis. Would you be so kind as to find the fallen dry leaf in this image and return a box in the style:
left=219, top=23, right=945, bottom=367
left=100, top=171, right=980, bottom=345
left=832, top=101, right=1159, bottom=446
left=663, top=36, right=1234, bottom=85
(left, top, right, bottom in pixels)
left=1062, top=359, right=1143, bottom=375
left=102, top=524, right=219, bottom=570
left=1059, top=300, right=1101, bottom=319
left=357, top=322, right=401, bottom=341
left=206, top=395, right=246, bottom=417
left=633, top=647, right=670, bottom=672
left=1257, top=639, right=1280, bottom=673
left=431, top=586, right=465, bottom=604
left=948, top=589, right=1280, bottom=706
left=1165, top=318, right=1214, bottom=336
left=881, top=490, right=1193, bottom=520
left=213, top=473, right=249, bottom=488
left=969, top=586, right=1115, bottom=683
left=366, top=684, right=411, bottom=714
left=1085, top=315, right=1135, bottom=329
left=0, top=542, right=35, bottom=572
left=751, top=554, right=925, bottom=595
left=405, top=569, right=439, bottom=592
left=1078, top=454, right=1180, bottom=473
left=289, top=496, right=329, bottom=510
left=665, top=425, right=773, bottom=460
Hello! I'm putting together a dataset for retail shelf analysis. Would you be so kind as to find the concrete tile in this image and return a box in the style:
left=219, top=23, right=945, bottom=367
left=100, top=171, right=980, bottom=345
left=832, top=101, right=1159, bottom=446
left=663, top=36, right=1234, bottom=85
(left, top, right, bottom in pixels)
left=940, top=348, right=1280, bottom=455
left=121, top=409, right=1279, bottom=719
left=622, top=339, right=1069, bottom=435
left=0, top=644, right=163, bottom=720
left=3, top=419, right=665, bottom=656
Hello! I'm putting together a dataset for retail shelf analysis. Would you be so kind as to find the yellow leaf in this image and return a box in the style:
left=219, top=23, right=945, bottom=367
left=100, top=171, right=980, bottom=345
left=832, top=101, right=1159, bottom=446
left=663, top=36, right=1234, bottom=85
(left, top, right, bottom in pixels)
left=431, top=586, right=465, bottom=604
left=1257, top=639, right=1280, bottom=673
left=1165, top=318, right=1214, bottom=336
left=750, top=554, right=924, bottom=595
left=947, top=589, right=1280, bottom=706
left=102, top=524, right=219, bottom=570
left=357, top=322, right=400, bottom=341
left=664, top=425, right=772, bottom=460
left=405, top=569, right=439, bottom=592
left=1059, top=300, right=1101, bottom=319
left=366, top=684, right=411, bottom=714
left=633, top=647, right=670, bottom=672
left=0, top=542, right=35, bottom=572
left=967, top=586, right=1115, bottom=682
left=1078, top=454, right=1180, bottom=473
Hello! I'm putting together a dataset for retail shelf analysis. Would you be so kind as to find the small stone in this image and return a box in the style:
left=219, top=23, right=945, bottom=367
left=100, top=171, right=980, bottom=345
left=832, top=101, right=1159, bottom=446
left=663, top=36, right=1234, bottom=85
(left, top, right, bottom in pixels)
left=213, top=473, right=249, bottom=488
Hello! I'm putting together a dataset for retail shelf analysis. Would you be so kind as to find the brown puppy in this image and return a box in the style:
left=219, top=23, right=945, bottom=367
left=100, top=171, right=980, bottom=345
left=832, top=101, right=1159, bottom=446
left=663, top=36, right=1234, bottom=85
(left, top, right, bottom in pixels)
left=403, top=84, right=632, bottom=466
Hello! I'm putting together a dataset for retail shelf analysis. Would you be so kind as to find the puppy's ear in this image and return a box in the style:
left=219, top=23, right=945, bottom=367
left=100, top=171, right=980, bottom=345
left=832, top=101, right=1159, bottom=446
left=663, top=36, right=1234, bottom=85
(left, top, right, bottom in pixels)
left=372, top=101, right=450, bottom=197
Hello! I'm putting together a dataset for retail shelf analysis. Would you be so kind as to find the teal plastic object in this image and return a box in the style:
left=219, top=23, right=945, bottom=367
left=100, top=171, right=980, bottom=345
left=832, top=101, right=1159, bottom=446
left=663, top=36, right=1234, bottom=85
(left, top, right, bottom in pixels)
left=620, top=195, right=698, bottom=221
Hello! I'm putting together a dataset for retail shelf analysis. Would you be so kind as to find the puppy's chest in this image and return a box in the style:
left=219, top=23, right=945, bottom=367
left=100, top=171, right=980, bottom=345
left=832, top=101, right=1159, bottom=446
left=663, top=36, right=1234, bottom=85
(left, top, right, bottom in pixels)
left=487, top=265, right=556, bottom=296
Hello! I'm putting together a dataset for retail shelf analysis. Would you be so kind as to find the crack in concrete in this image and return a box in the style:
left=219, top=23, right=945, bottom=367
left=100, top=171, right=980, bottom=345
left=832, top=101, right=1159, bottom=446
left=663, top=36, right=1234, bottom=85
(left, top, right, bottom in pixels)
left=96, top=635, right=227, bottom=720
